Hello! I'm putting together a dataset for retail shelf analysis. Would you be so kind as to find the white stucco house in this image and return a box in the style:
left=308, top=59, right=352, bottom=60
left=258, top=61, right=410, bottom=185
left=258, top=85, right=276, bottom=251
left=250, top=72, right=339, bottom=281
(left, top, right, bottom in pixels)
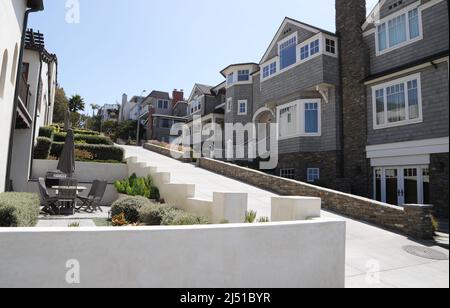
left=10, top=29, right=57, bottom=192
left=0, top=0, right=45, bottom=192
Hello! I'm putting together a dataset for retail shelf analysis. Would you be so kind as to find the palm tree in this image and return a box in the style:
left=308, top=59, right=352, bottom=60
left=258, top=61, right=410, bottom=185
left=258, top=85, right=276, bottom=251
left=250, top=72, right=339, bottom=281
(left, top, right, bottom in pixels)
left=91, top=103, right=100, bottom=118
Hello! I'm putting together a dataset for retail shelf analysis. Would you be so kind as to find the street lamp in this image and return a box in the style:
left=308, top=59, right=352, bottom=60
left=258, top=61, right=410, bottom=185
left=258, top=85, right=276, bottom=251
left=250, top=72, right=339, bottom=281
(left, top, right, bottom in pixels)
left=136, top=90, right=147, bottom=146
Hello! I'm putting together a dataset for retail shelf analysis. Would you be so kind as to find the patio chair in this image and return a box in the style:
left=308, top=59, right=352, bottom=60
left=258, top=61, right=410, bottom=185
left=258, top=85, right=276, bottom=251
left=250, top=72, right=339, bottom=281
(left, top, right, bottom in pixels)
left=38, top=178, right=59, bottom=215
left=76, top=180, right=99, bottom=212
left=78, top=180, right=107, bottom=213
left=57, top=178, right=78, bottom=215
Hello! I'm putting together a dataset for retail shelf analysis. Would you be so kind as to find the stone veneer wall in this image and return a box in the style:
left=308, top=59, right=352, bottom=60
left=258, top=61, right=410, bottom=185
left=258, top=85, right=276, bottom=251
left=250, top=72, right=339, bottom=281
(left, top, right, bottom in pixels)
left=198, top=157, right=434, bottom=239
left=430, top=153, right=449, bottom=218
left=143, top=143, right=192, bottom=163
left=336, top=0, right=371, bottom=197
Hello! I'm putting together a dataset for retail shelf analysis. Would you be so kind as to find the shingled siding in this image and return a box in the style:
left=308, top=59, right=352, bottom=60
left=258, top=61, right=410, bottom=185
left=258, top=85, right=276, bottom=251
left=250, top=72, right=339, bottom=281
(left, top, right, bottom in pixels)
left=198, top=157, right=434, bottom=239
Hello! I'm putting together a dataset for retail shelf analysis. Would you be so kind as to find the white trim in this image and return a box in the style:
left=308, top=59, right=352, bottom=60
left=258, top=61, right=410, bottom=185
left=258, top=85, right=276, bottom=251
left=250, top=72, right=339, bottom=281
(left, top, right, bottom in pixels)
left=276, top=99, right=322, bottom=140
left=371, top=73, right=423, bottom=130
left=237, top=99, right=248, bottom=115
left=371, top=154, right=430, bottom=167
left=253, top=107, right=275, bottom=122
left=366, top=137, right=450, bottom=159
left=374, top=2, right=423, bottom=56
left=280, top=168, right=296, bottom=179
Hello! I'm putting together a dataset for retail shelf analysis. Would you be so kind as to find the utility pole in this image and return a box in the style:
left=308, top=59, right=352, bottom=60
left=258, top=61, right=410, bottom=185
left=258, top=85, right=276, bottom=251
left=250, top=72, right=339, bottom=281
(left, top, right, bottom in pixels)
left=136, top=90, right=146, bottom=146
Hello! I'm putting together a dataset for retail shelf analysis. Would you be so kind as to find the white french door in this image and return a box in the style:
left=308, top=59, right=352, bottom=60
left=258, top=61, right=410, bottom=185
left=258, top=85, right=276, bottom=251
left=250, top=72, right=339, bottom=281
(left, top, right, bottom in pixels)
left=374, top=166, right=430, bottom=207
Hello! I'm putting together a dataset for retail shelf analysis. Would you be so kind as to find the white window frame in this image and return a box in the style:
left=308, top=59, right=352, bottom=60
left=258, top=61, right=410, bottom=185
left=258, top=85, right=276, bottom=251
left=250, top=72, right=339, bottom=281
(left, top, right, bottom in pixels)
left=371, top=73, right=423, bottom=130
left=307, top=168, right=320, bottom=183
left=158, top=99, right=169, bottom=109
left=278, top=32, right=298, bottom=71
left=276, top=99, right=322, bottom=140
left=237, top=70, right=250, bottom=82
left=280, top=168, right=296, bottom=179
left=375, top=2, right=423, bottom=56
left=237, top=100, right=248, bottom=115
left=226, top=97, right=233, bottom=113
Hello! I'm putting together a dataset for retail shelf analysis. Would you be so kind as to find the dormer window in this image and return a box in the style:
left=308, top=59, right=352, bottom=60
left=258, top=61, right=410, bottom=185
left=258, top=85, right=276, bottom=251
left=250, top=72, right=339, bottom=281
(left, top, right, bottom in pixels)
left=238, top=70, right=250, bottom=82
left=376, top=7, right=422, bottom=55
left=310, top=39, right=320, bottom=56
left=279, top=34, right=297, bottom=70
left=262, top=62, right=277, bottom=78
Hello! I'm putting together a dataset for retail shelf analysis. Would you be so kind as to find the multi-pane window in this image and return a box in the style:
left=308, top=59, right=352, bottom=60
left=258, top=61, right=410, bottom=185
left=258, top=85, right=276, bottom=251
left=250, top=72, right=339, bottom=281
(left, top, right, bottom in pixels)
left=300, top=45, right=309, bottom=60
left=160, top=119, right=172, bottom=128
left=372, top=74, right=422, bottom=128
left=238, top=70, right=250, bottom=82
left=375, top=89, right=385, bottom=125
left=307, top=168, right=320, bottom=183
left=262, top=62, right=277, bottom=79
left=310, top=39, right=320, bottom=56
left=238, top=100, right=247, bottom=115
left=377, top=8, right=421, bottom=54
left=158, top=100, right=169, bottom=109
left=305, top=102, right=319, bottom=133
left=325, top=38, right=336, bottom=54
left=280, top=169, right=295, bottom=180
left=279, top=35, right=297, bottom=70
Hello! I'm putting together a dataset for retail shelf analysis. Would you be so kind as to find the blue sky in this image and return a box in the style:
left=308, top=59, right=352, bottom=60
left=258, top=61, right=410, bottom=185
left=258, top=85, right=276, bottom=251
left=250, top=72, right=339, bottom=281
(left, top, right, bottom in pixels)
left=29, top=0, right=378, bottom=115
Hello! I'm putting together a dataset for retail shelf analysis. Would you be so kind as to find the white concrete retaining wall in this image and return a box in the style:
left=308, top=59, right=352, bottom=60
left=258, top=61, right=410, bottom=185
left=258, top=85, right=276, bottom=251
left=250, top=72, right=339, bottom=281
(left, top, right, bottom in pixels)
left=126, top=157, right=248, bottom=223
left=272, top=197, right=322, bottom=222
left=29, top=160, right=128, bottom=205
left=0, top=220, right=346, bottom=288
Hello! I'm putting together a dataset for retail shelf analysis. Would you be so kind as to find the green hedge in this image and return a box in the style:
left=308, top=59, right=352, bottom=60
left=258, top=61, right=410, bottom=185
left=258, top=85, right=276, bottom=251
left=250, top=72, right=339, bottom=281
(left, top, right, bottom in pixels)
left=38, top=127, right=54, bottom=139
left=0, top=193, right=40, bottom=227
left=115, top=174, right=160, bottom=200
left=73, top=129, right=100, bottom=136
left=53, top=132, right=113, bottom=145
left=34, top=137, right=52, bottom=159
left=51, top=143, right=124, bottom=162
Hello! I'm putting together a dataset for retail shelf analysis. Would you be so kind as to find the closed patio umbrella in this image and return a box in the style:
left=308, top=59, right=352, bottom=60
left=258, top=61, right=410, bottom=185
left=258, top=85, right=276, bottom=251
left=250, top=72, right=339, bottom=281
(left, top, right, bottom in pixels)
left=57, top=128, right=75, bottom=177
left=64, top=109, right=71, bottom=131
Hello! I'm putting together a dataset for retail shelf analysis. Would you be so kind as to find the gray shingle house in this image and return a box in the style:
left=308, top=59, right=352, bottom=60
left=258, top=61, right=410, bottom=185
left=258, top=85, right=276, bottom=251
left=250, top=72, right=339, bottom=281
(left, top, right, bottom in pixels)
left=208, top=0, right=448, bottom=217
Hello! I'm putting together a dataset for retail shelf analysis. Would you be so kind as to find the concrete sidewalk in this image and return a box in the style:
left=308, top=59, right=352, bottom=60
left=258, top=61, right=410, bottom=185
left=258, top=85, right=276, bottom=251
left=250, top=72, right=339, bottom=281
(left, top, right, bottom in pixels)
left=121, top=145, right=449, bottom=288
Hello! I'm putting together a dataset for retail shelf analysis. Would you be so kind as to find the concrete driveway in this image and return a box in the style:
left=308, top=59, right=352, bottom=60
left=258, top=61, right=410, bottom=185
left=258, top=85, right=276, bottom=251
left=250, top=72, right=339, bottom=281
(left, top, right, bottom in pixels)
left=121, top=145, right=449, bottom=288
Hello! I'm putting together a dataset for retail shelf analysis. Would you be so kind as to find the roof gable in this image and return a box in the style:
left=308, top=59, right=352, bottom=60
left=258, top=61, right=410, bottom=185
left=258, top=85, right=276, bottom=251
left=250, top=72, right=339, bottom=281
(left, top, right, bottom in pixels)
left=260, top=17, right=335, bottom=64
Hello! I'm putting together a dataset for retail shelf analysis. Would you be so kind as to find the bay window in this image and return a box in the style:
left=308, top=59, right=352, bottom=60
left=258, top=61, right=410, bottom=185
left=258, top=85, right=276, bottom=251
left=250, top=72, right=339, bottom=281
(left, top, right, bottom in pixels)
left=310, top=39, right=320, bottom=56
left=277, top=99, right=321, bottom=139
left=376, top=7, right=422, bottom=54
left=372, top=74, right=422, bottom=129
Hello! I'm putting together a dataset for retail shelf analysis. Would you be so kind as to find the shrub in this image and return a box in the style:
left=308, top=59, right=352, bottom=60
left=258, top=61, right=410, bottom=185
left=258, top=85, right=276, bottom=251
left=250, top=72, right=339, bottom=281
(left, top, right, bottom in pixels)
left=0, top=193, right=40, bottom=227
left=257, top=217, right=270, bottom=223
left=51, top=143, right=124, bottom=162
left=34, top=137, right=52, bottom=159
left=245, top=210, right=257, bottom=223
left=165, top=211, right=209, bottom=226
left=138, top=203, right=168, bottom=226
left=111, top=196, right=151, bottom=223
left=38, top=126, right=54, bottom=139
left=75, top=148, right=94, bottom=161
left=54, top=132, right=113, bottom=145
left=115, top=174, right=158, bottom=199
left=73, top=129, right=100, bottom=136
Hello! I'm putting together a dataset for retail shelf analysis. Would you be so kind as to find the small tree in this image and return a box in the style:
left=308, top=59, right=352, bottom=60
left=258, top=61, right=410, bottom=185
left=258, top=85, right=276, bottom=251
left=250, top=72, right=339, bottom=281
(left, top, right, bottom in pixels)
left=53, top=87, right=69, bottom=123
left=90, top=103, right=100, bottom=118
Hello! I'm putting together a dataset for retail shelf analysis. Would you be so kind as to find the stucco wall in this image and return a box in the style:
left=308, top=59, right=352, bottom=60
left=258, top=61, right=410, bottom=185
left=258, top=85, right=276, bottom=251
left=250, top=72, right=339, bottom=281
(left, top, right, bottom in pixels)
left=0, top=220, right=346, bottom=288
left=0, top=0, right=27, bottom=192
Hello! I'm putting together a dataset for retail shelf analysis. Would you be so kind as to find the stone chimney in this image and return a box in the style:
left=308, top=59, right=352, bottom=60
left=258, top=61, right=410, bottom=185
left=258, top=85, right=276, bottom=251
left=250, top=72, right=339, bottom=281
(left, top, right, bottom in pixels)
left=172, top=89, right=184, bottom=107
left=336, top=0, right=370, bottom=197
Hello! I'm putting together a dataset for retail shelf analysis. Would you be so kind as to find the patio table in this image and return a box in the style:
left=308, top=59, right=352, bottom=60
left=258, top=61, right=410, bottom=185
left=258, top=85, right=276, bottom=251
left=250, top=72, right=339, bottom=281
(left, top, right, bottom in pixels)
left=52, top=186, right=87, bottom=193
left=51, top=186, right=87, bottom=215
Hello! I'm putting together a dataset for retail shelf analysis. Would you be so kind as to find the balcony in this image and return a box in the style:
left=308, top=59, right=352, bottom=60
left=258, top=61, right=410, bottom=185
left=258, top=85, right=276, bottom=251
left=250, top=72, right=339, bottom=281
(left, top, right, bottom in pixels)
left=16, top=75, right=32, bottom=129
